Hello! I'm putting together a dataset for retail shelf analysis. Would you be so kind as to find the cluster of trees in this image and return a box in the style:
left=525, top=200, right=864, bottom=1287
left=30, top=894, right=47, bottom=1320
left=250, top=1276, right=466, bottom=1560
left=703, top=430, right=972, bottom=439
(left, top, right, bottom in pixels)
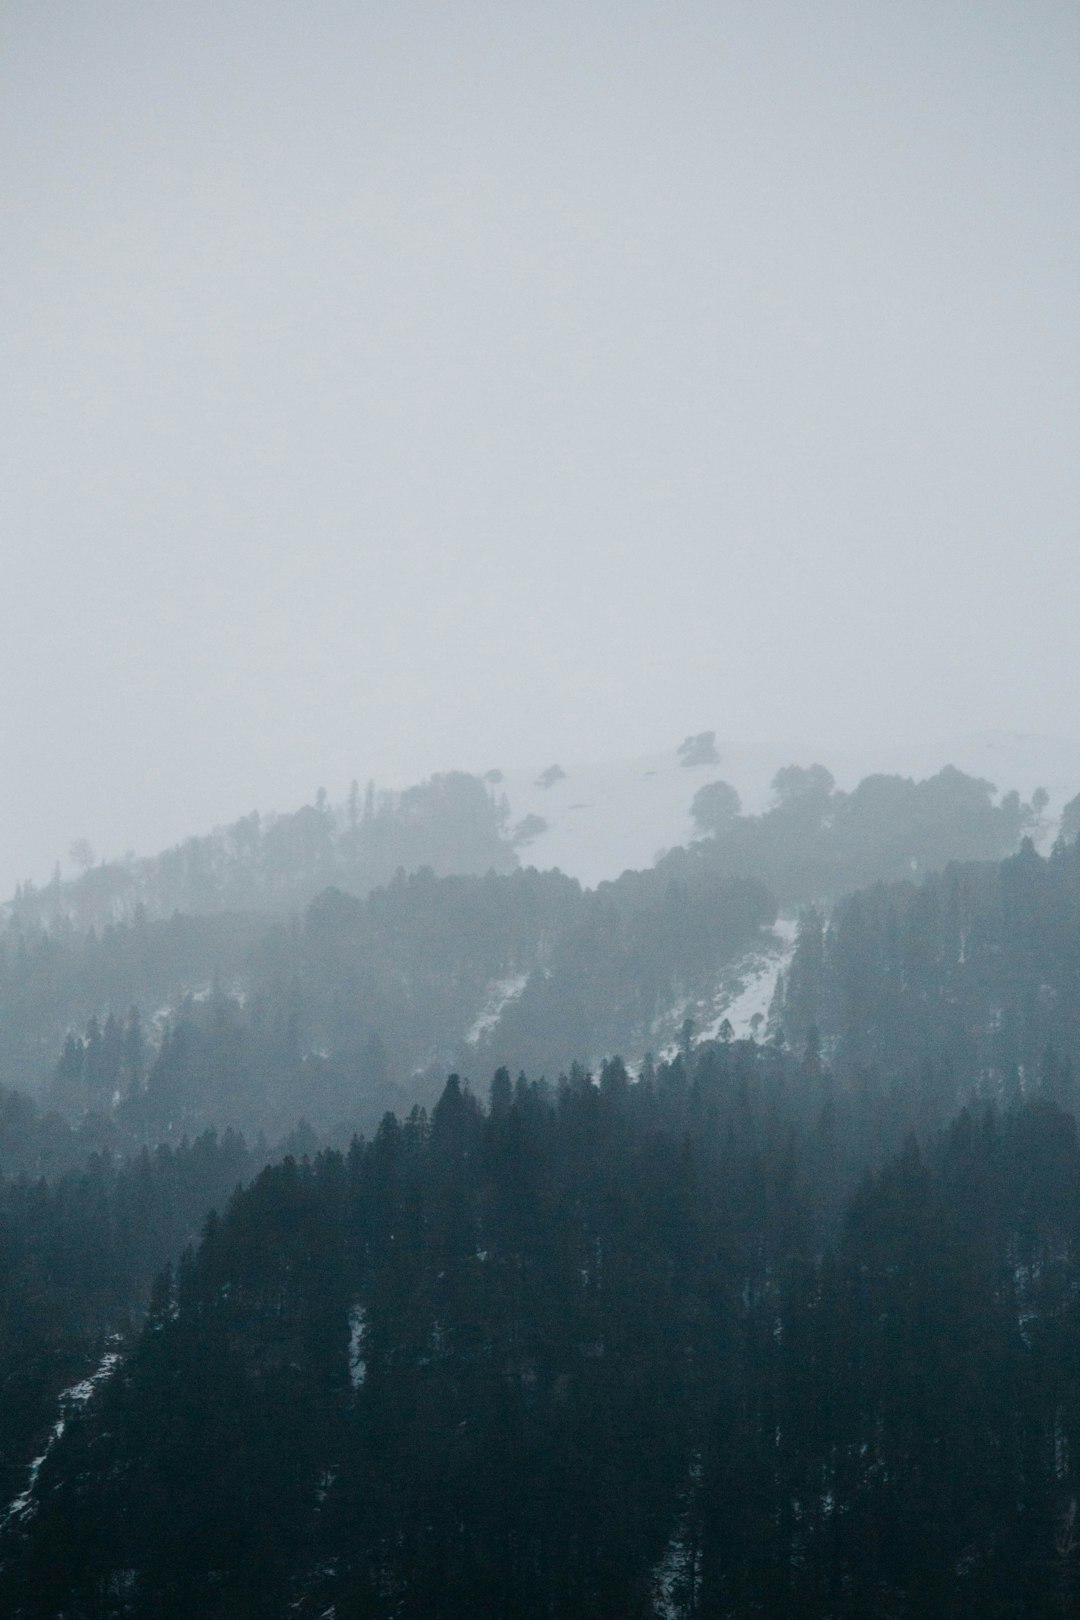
left=0, top=1083, right=144, bottom=1183
left=0, top=908, right=270, bottom=1097
left=4, top=1047, right=1080, bottom=1617
left=486, top=866, right=772, bottom=1078
left=48, top=993, right=406, bottom=1148
left=779, top=830, right=1080, bottom=1087
left=10, top=773, right=517, bottom=933
left=687, top=763, right=1044, bottom=905
left=303, top=862, right=775, bottom=1082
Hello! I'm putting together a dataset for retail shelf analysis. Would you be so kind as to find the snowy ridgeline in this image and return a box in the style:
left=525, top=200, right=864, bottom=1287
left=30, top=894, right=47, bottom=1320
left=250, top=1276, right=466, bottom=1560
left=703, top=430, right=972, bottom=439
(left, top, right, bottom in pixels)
left=496, top=731, right=1080, bottom=889
left=2, top=1340, right=123, bottom=1531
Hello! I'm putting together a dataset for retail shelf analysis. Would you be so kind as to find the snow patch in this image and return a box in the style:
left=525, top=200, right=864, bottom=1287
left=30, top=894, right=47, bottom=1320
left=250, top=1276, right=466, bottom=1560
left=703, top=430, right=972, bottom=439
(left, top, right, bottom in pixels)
left=652, top=1456, right=703, bottom=1619
left=465, top=973, right=529, bottom=1045
left=651, top=918, right=798, bottom=1062
left=348, top=1303, right=367, bottom=1389
left=697, top=917, right=798, bottom=1044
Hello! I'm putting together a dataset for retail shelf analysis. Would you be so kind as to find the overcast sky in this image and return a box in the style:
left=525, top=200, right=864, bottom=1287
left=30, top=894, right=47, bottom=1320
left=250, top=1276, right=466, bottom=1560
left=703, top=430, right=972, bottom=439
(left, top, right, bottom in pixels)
left=2, top=0, right=1077, bottom=891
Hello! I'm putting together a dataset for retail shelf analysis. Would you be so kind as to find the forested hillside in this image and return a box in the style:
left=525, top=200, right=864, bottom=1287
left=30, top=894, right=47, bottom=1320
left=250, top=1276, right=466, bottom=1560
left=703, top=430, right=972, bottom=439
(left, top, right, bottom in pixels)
left=0, top=770, right=1073, bottom=1618
left=9, top=773, right=517, bottom=932
left=681, top=761, right=1041, bottom=903
left=0, top=910, right=270, bottom=1105
left=37, top=866, right=774, bottom=1141
left=11, top=760, right=1039, bottom=936
left=6, top=822, right=1080, bottom=1617
left=0, top=762, right=1039, bottom=1122
left=8, top=0, right=1073, bottom=1606
left=0, top=1128, right=259, bottom=1526
left=3, top=1056, right=1079, bottom=1617
left=779, top=830, right=1080, bottom=1090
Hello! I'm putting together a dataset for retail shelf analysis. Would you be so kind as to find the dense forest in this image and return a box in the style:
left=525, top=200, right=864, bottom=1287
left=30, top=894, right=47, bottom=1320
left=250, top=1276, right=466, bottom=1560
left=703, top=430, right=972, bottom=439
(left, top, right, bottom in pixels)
left=3, top=1056, right=1080, bottom=1616
left=778, top=829, right=1080, bottom=1086
left=0, top=1128, right=258, bottom=1521
left=0, top=762, right=1076, bottom=1616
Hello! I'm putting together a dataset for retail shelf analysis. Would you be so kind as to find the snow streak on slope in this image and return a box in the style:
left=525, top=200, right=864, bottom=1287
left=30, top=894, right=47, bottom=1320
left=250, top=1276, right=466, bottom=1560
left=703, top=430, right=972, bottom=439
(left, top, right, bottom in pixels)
left=650, top=918, right=799, bottom=1064
left=2, top=1339, right=123, bottom=1529
left=697, top=917, right=799, bottom=1044
left=465, top=974, right=530, bottom=1046
left=348, top=1304, right=367, bottom=1390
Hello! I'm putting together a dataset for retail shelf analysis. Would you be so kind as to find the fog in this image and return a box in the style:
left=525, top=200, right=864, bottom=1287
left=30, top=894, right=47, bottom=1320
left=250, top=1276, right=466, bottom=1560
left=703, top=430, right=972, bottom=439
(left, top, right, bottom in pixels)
left=2, top=0, right=1077, bottom=894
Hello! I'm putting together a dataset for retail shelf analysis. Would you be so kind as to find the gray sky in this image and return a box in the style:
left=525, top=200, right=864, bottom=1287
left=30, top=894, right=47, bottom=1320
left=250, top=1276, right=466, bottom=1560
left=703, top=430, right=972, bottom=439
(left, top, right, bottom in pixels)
left=2, top=0, right=1077, bottom=892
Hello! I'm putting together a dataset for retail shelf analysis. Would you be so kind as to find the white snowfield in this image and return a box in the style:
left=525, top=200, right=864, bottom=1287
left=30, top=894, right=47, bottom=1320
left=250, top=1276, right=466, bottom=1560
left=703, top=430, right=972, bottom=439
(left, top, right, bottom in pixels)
left=495, top=730, right=1080, bottom=889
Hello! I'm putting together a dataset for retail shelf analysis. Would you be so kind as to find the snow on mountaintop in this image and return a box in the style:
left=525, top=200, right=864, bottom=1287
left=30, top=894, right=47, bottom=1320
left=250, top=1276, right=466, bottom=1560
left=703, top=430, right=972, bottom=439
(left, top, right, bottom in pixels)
left=494, top=732, right=1080, bottom=888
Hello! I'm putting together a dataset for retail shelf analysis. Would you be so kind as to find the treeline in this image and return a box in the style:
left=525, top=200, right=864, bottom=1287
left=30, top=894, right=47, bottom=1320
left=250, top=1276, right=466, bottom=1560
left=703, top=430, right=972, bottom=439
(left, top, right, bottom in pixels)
left=685, top=762, right=1042, bottom=905
left=779, top=830, right=1080, bottom=1086
left=4, top=1049, right=1080, bottom=1617
left=9, top=772, right=517, bottom=933
left=14, top=761, right=1042, bottom=938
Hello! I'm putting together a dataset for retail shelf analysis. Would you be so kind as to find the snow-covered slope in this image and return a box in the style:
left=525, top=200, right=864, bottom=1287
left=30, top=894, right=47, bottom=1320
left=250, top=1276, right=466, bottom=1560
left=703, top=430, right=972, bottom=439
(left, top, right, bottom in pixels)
left=695, top=917, right=799, bottom=1044
left=494, top=731, right=1080, bottom=888
left=649, top=917, right=799, bottom=1064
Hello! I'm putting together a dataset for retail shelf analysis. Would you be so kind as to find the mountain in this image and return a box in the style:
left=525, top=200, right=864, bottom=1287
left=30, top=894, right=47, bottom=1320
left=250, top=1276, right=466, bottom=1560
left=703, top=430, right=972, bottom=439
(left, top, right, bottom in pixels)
left=14, top=731, right=1078, bottom=935
left=0, top=749, right=1054, bottom=1141
left=4, top=794, right=1080, bottom=1613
